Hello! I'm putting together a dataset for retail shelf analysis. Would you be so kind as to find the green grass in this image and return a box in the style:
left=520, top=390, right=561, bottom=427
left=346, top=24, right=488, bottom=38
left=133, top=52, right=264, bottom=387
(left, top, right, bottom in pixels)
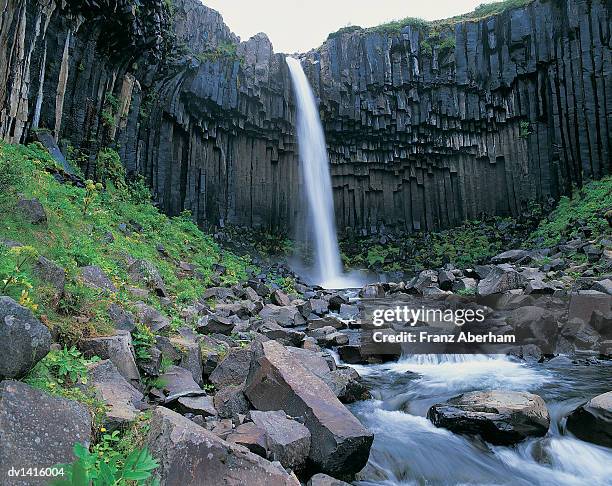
left=0, top=142, right=252, bottom=344
left=529, top=176, right=612, bottom=247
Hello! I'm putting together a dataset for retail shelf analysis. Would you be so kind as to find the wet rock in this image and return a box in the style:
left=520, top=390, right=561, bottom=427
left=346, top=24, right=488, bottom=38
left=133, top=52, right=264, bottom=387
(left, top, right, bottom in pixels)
left=566, top=391, right=612, bottom=448
left=79, top=330, right=140, bottom=385
left=359, top=284, right=385, bottom=298
left=250, top=410, right=311, bottom=470
left=16, top=197, right=46, bottom=224
left=337, top=345, right=365, bottom=364
left=88, top=360, right=147, bottom=429
left=599, top=340, right=612, bottom=359
left=196, top=314, right=235, bottom=335
left=338, top=303, right=359, bottom=318
left=79, top=265, right=117, bottom=293
left=592, top=279, right=612, bottom=295
left=477, top=265, right=525, bottom=296
left=560, top=319, right=600, bottom=351
left=307, top=473, right=351, bottom=486
left=326, top=367, right=370, bottom=403
left=145, top=407, right=299, bottom=485
left=0, top=381, right=91, bottom=482
left=307, top=316, right=347, bottom=331
left=209, top=347, right=253, bottom=388
left=245, top=340, right=373, bottom=476
left=309, top=298, right=329, bottom=316
left=427, top=390, right=550, bottom=444
left=0, top=296, right=51, bottom=380
left=327, top=293, right=348, bottom=311
left=260, top=304, right=306, bottom=327
left=507, top=344, right=544, bottom=363
left=128, top=259, right=168, bottom=297
left=308, top=326, right=349, bottom=347
left=226, top=422, right=268, bottom=457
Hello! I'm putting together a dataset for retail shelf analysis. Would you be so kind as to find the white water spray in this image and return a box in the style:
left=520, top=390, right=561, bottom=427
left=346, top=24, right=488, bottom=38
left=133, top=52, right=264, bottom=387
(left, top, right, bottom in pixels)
left=286, top=57, right=344, bottom=287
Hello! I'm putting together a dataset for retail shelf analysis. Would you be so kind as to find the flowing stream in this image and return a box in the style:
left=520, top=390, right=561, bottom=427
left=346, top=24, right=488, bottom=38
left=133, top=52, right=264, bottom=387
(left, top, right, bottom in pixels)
left=344, top=353, right=612, bottom=485
left=286, top=57, right=344, bottom=288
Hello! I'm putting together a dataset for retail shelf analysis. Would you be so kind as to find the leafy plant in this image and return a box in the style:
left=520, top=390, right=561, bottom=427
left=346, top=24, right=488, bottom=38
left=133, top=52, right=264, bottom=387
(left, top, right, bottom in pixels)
left=83, top=180, right=103, bottom=216
left=132, top=324, right=156, bottom=361
left=519, top=120, right=532, bottom=138
left=52, top=443, right=159, bottom=486
left=1, top=245, right=38, bottom=294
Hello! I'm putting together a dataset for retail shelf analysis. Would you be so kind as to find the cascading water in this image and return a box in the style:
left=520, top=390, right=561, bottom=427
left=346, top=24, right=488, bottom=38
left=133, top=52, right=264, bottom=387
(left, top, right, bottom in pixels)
left=286, top=57, right=344, bottom=288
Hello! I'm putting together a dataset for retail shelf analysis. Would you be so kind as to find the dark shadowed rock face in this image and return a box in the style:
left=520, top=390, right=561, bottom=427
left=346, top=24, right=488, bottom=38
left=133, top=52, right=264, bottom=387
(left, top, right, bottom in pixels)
left=0, top=381, right=92, bottom=485
left=145, top=406, right=299, bottom=486
left=1, top=0, right=609, bottom=233
left=0, top=297, right=51, bottom=380
left=566, top=391, right=612, bottom=448
left=245, top=340, right=373, bottom=477
left=427, top=390, right=550, bottom=445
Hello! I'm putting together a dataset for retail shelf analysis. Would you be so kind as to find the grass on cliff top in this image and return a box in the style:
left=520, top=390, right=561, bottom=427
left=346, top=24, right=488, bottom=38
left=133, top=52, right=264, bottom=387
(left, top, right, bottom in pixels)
left=328, top=0, right=535, bottom=39
left=0, top=142, right=251, bottom=344
left=529, top=176, right=612, bottom=247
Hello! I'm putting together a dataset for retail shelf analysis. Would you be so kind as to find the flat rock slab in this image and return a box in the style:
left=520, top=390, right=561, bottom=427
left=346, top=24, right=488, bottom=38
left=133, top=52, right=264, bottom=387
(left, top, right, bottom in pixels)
left=427, top=390, right=549, bottom=444
left=145, top=406, right=299, bottom=486
left=0, top=296, right=51, bottom=380
left=78, top=265, right=117, bottom=293
left=245, top=340, right=373, bottom=476
left=159, top=366, right=204, bottom=403
left=79, top=330, right=140, bottom=385
left=0, top=381, right=91, bottom=484
left=566, top=390, right=612, bottom=448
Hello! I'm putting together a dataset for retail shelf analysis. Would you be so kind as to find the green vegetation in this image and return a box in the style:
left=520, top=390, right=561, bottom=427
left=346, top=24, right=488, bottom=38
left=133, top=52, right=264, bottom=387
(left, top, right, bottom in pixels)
left=369, top=17, right=430, bottom=35
left=519, top=120, right=532, bottom=138
left=0, top=142, right=251, bottom=344
left=101, top=93, right=120, bottom=128
left=529, top=176, right=612, bottom=247
left=195, top=41, right=241, bottom=63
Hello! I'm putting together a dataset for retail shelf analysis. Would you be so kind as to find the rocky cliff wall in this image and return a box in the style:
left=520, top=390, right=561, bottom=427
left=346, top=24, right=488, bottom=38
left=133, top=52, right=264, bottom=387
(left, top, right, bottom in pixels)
left=0, top=0, right=610, bottom=234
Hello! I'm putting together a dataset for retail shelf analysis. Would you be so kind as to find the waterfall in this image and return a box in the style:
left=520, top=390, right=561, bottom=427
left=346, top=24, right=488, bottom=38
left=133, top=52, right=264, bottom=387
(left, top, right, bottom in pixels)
left=286, top=57, right=344, bottom=287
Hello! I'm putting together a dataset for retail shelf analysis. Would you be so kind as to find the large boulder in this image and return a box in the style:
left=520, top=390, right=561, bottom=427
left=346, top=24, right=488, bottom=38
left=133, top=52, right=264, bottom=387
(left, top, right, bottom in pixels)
left=0, top=297, right=51, bottom=380
left=566, top=391, right=612, bottom=447
left=88, top=360, right=147, bottom=429
left=145, top=406, right=299, bottom=485
left=169, top=330, right=204, bottom=386
left=226, top=422, right=268, bottom=457
left=245, top=340, right=373, bottom=476
left=78, top=265, right=117, bottom=293
left=79, top=330, right=140, bottom=385
left=427, top=390, right=549, bottom=444
left=477, top=265, right=525, bottom=296
left=250, top=410, right=311, bottom=471
left=0, top=381, right=91, bottom=484
left=196, top=314, right=235, bottom=335
left=128, top=259, right=168, bottom=297
left=259, top=304, right=306, bottom=327
left=33, top=256, right=65, bottom=298
left=16, top=197, right=46, bottom=224
left=133, top=302, right=171, bottom=332
left=158, top=366, right=204, bottom=403
left=209, top=347, right=253, bottom=388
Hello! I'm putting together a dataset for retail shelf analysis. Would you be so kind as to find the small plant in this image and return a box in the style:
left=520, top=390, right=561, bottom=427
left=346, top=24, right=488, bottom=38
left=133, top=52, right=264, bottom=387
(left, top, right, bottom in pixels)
left=52, top=443, right=159, bottom=486
left=132, top=324, right=156, bottom=361
left=1, top=245, right=38, bottom=293
left=82, top=179, right=103, bottom=216
left=519, top=120, right=532, bottom=138
left=456, top=287, right=477, bottom=296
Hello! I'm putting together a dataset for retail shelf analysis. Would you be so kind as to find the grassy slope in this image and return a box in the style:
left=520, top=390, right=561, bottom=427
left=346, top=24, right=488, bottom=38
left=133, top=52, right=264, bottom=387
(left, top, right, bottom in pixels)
left=0, top=142, right=251, bottom=344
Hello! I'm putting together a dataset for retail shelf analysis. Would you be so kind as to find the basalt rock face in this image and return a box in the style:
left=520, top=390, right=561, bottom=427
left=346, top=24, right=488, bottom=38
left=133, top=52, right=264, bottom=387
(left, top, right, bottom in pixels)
left=0, top=0, right=610, bottom=234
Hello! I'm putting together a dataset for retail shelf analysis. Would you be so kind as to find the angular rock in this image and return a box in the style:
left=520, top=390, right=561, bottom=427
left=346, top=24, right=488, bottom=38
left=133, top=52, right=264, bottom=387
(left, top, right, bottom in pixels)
left=209, top=347, right=253, bottom=388
left=0, top=296, right=51, bottom=380
left=427, top=390, right=550, bottom=444
left=196, top=314, right=235, bottom=335
left=271, top=289, right=292, bottom=306
left=134, top=302, right=171, bottom=332
left=0, top=381, right=91, bottom=481
left=226, top=422, right=268, bottom=457
left=128, top=259, right=168, bottom=297
left=145, top=406, right=299, bottom=485
left=245, top=340, right=373, bottom=476
left=213, top=383, right=250, bottom=420
left=491, top=249, right=528, bottom=264
left=34, top=256, right=65, bottom=297
left=566, top=391, right=612, bottom=448
left=202, top=287, right=235, bottom=301
left=80, top=330, right=140, bottom=385
left=250, top=410, right=311, bottom=470
left=259, top=304, right=306, bottom=327
left=79, top=265, right=117, bottom=293
left=592, top=279, right=612, bottom=295
left=477, top=265, right=525, bottom=296
left=307, top=316, right=347, bottom=331
left=308, top=473, right=351, bottom=486
left=170, top=330, right=204, bottom=386
left=176, top=395, right=217, bottom=417
left=107, top=303, right=136, bottom=332
left=88, top=360, right=146, bottom=429
left=16, top=197, right=46, bottom=224
left=257, top=321, right=305, bottom=346
left=159, top=366, right=204, bottom=403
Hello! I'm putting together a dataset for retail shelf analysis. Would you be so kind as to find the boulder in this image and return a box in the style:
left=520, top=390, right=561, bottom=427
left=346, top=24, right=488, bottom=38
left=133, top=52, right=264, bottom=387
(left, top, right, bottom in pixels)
left=358, top=285, right=385, bottom=298
left=79, top=265, right=117, bottom=293
left=159, top=366, right=204, bottom=403
left=477, top=265, right=525, bottom=296
left=491, top=250, right=528, bottom=264
left=427, top=390, right=549, bottom=444
left=209, top=347, right=253, bottom=388
left=507, top=306, right=558, bottom=348
left=307, top=316, right=346, bottom=331
left=309, top=299, right=329, bottom=316
left=33, top=256, right=65, bottom=297
left=592, top=279, right=612, bottom=296
left=245, top=340, right=373, bottom=476
left=271, top=289, right=292, bottom=306
left=0, top=297, right=51, bottom=380
left=566, top=391, right=612, bottom=447
left=307, top=474, right=351, bottom=486
left=79, top=330, right=140, bottom=385
left=327, top=293, right=348, bottom=311
left=259, top=304, right=306, bottom=327
left=213, top=383, right=250, bottom=420
left=600, top=340, right=612, bottom=359
left=145, top=407, right=299, bottom=485
left=88, top=360, right=147, bottom=429
left=406, top=270, right=438, bottom=294
left=0, top=381, right=91, bottom=482
left=196, top=314, right=235, bottom=335
left=438, top=270, right=455, bottom=291
left=250, top=410, right=311, bottom=470
left=202, top=287, right=235, bottom=301
left=16, top=197, right=46, bottom=224
left=226, top=422, right=268, bottom=457
left=257, top=321, right=304, bottom=346
left=128, top=259, right=168, bottom=297
left=169, top=330, right=204, bottom=386
left=133, top=302, right=171, bottom=332
left=176, top=395, right=217, bottom=417
left=107, top=303, right=136, bottom=332
left=337, top=345, right=366, bottom=364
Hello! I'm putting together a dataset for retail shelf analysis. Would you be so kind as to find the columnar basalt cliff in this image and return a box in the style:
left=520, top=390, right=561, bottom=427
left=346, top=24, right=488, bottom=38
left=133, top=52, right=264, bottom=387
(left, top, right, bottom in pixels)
left=0, top=0, right=610, bottom=234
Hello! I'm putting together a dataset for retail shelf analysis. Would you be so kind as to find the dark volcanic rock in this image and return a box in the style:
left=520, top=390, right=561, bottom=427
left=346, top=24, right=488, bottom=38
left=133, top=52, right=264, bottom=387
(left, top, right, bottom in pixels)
left=0, top=381, right=91, bottom=484
left=245, top=340, right=373, bottom=476
left=79, top=265, right=117, bottom=293
left=427, top=390, right=550, bottom=445
left=79, top=330, right=140, bottom=385
left=145, top=406, right=299, bottom=485
left=16, top=197, right=46, bottom=224
left=566, top=391, right=612, bottom=448
left=0, top=297, right=51, bottom=380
